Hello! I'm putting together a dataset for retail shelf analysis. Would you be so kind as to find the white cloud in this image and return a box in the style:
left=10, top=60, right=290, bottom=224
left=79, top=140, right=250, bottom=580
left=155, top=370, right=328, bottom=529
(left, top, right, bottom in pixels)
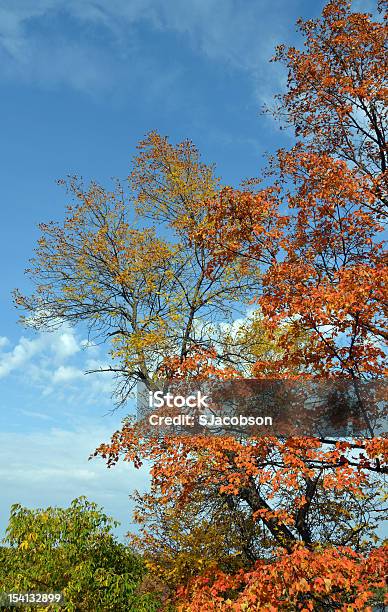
left=0, top=335, right=44, bottom=378
left=53, top=331, right=80, bottom=360
left=0, top=325, right=81, bottom=379
left=52, top=364, right=84, bottom=383
left=0, top=324, right=117, bottom=408
left=20, top=409, right=54, bottom=421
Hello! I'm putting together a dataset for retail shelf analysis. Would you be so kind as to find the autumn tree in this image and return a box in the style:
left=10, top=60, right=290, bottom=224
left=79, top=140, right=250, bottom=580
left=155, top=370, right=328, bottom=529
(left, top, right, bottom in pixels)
left=177, top=543, right=388, bottom=611
left=199, top=0, right=387, bottom=379
left=96, top=1, right=387, bottom=608
left=171, top=1, right=387, bottom=607
left=14, top=132, right=256, bottom=405
left=15, top=0, right=388, bottom=610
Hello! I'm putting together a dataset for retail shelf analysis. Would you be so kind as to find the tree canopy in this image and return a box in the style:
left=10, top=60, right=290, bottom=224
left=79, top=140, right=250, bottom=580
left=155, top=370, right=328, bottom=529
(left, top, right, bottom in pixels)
left=0, top=497, right=161, bottom=611
left=13, top=0, right=387, bottom=610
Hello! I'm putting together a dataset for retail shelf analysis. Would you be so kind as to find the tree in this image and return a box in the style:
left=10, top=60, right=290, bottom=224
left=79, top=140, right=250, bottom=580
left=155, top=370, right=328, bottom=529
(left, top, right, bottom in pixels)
left=0, top=497, right=160, bottom=612
left=198, top=149, right=387, bottom=378
left=15, top=0, right=387, bottom=609
left=14, top=133, right=254, bottom=406
left=194, top=0, right=387, bottom=378
left=95, top=1, right=387, bottom=607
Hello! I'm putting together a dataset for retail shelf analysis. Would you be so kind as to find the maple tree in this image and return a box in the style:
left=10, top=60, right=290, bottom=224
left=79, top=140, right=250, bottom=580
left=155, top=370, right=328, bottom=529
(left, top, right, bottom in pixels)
left=15, top=0, right=387, bottom=609
left=194, top=0, right=387, bottom=378
left=98, top=1, right=388, bottom=607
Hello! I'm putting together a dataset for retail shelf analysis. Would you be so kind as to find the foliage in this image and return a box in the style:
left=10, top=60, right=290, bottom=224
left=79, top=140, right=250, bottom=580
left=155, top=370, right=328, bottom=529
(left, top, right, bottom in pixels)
left=14, top=0, right=388, bottom=609
left=177, top=544, right=388, bottom=611
left=129, top=487, right=263, bottom=592
left=99, top=431, right=387, bottom=551
left=96, top=0, right=388, bottom=605
left=272, top=0, right=387, bottom=183
left=14, top=133, right=256, bottom=406
left=0, top=497, right=160, bottom=612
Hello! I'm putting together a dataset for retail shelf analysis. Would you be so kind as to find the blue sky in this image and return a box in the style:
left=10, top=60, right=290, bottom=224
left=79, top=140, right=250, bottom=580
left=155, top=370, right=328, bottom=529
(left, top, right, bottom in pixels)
left=0, top=0, right=374, bottom=540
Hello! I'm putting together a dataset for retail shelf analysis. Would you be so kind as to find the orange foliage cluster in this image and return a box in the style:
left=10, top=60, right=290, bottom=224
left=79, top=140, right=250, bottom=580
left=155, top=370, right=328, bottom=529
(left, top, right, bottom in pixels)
left=177, top=544, right=388, bottom=611
left=96, top=429, right=387, bottom=525
left=194, top=148, right=386, bottom=377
